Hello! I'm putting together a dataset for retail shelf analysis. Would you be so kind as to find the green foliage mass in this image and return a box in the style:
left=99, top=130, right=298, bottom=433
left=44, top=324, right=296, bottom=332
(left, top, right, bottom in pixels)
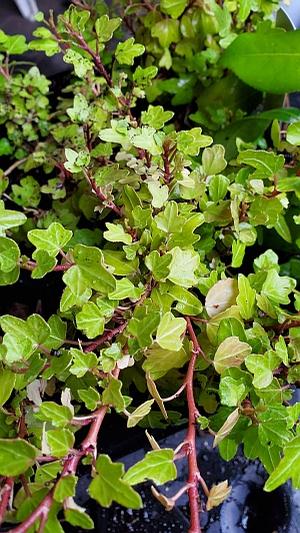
left=0, top=1, right=299, bottom=530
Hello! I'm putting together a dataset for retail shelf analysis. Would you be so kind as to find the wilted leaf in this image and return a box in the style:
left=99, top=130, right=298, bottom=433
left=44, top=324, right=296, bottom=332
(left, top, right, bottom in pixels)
left=213, top=408, right=240, bottom=447
left=205, top=279, right=238, bottom=318
left=206, top=480, right=231, bottom=510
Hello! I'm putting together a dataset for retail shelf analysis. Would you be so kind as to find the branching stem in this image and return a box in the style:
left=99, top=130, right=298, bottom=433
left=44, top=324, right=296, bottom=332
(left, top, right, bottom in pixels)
left=184, top=316, right=203, bottom=533
left=0, top=478, right=14, bottom=526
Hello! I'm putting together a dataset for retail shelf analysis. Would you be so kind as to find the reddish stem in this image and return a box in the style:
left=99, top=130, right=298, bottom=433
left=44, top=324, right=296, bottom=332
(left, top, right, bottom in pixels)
left=62, top=20, right=113, bottom=87
left=84, top=322, right=127, bottom=353
left=185, top=317, right=202, bottom=533
left=0, top=478, right=14, bottom=526
left=83, top=170, right=122, bottom=217
left=8, top=405, right=109, bottom=533
left=162, top=143, right=172, bottom=184
left=21, top=261, right=72, bottom=272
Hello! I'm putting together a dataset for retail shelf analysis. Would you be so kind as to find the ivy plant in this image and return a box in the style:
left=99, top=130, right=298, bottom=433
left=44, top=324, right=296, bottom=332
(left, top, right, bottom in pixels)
left=0, top=2, right=299, bottom=533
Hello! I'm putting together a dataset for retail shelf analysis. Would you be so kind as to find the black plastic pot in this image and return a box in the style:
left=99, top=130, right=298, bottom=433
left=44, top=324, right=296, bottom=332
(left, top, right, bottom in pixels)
left=64, top=429, right=300, bottom=533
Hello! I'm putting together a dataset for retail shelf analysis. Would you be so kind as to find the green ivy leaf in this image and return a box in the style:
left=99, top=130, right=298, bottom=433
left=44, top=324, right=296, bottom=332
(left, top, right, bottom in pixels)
left=47, top=429, right=75, bottom=458
left=0, top=314, right=50, bottom=363
left=78, top=387, right=100, bottom=411
left=151, top=20, right=180, bottom=48
left=258, top=406, right=291, bottom=447
left=143, top=343, right=189, bottom=380
left=36, top=402, right=73, bottom=427
left=102, top=378, right=126, bottom=411
left=168, top=285, right=203, bottom=316
left=64, top=244, right=116, bottom=295
left=145, top=251, right=172, bottom=281
left=156, top=311, right=186, bottom=351
left=142, top=105, right=174, bottom=130
left=161, top=0, right=188, bottom=19
left=104, top=223, right=132, bottom=244
left=67, top=93, right=89, bottom=123
left=148, top=180, right=169, bottom=208
left=2, top=34, right=28, bottom=54
left=54, top=475, right=77, bottom=503
left=261, top=269, right=296, bottom=305
left=76, top=302, right=105, bottom=339
left=0, top=367, right=16, bottom=406
left=217, top=317, right=246, bottom=344
left=116, top=38, right=145, bottom=66
left=286, top=121, right=300, bottom=145
left=208, top=175, right=230, bottom=202
left=167, top=247, right=200, bottom=288
left=177, top=128, right=213, bottom=156
left=109, top=279, right=143, bottom=301
left=0, top=438, right=37, bottom=476
left=0, top=201, right=27, bottom=235
left=237, top=149, right=284, bottom=180
left=69, top=348, right=98, bottom=378
left=124, top=449, right=177, bottom=485
left=63, top=49, right=93, bottom=78
left=95, top=15, right=121, bottom=42
left=0, top=237, right=20, bottom=273
left=219, top=376, right=247, bottom=406
left=11, top=176, right=41, bottom=208
left=64, top=509, right=94, bottom=530
left=236, top=274, right=256, bottom=320
left=28, top=222, right=72, bottom=257
left=31, top=250, right=56, bottom=279
left=231, top=241, right=246, bottom=268
left=128, top=310, right=161, bottom=349
left=89, top=455, right=142, bottom=508
left=64, top=148, right=90, bottom=173
left=245, top=351, right=281, bottom=389
left=44, top=315, right=66, bottom=350
left=264, top=436, right=300, bottom=491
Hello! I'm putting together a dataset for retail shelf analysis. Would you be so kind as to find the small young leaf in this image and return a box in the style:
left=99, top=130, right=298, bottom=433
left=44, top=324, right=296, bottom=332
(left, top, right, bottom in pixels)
left=127, top=399, right=154, bottom=428
left=203, top=145, right=227, bottom=176
left=95, top=15, right=121, bottom=42
left=116, top=38, right=145, bottom=66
